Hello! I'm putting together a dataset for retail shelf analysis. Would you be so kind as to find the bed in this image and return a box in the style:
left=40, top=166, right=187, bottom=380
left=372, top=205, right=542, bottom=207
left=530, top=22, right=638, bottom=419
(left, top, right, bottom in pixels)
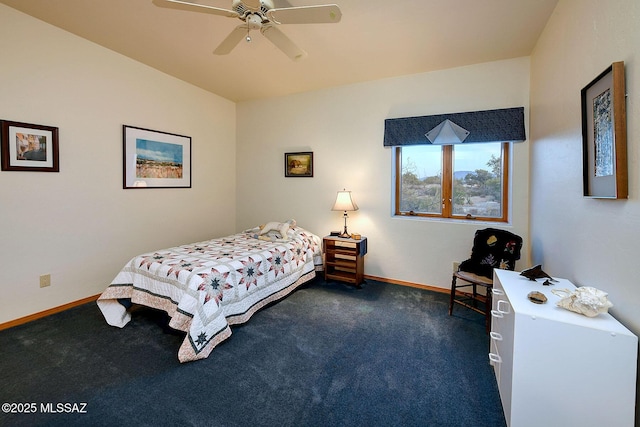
left=97, top=220, right=322, bottom=362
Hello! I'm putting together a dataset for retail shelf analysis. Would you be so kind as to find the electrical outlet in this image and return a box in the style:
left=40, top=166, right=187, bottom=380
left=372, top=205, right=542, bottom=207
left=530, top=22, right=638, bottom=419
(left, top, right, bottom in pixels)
left=40, top=274, right=51, bottom=288
left=452, top=261, right=460, bottom=273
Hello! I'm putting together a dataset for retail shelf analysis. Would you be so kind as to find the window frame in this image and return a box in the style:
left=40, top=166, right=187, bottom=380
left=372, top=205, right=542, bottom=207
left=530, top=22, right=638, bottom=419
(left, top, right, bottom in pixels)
left=394, top=142, right=510, bottom=222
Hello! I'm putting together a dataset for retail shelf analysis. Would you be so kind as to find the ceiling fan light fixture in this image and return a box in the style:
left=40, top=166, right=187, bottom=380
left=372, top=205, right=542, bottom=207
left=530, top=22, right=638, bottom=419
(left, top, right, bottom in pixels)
left=246, top=13, right=263, bottom=29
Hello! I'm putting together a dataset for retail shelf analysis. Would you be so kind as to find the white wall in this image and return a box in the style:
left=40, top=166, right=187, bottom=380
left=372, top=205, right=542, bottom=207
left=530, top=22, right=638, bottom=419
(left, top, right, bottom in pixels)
left=0, top=5, right=236, bottom=323
left=237, top=57, right=531, bottom=290
left=530, top=0, right=640, bottom=331
left=530, top=2, right=640, bottom=417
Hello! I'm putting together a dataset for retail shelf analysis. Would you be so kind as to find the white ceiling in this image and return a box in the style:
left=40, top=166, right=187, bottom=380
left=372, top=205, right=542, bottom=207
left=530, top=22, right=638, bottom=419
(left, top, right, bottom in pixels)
left=1, top=0, right=558, bottom=102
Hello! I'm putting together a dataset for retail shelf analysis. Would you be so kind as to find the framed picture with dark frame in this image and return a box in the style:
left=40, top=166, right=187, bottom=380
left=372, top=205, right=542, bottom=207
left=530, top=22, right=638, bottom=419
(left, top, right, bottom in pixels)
left=581, top=61, right=627, bottom=199
left=0, top=120, right=59, bottom=172
left=284, top=152, right=313, bottom=177
left=123, top=125, right=191, bottom=189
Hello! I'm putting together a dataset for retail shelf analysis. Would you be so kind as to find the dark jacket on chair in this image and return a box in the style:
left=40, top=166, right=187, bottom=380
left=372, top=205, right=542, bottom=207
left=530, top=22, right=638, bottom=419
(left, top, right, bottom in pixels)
left=458, top=228, right=523, bottom=279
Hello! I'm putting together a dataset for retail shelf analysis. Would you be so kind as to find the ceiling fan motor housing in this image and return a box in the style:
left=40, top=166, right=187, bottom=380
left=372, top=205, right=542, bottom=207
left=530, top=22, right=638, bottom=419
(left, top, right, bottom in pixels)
left=232, top=0, right=274, bottom=16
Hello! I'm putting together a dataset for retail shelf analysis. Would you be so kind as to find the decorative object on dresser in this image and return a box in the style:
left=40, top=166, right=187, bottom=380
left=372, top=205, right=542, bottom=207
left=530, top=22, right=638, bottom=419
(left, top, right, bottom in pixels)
left=323, top=236, right=367, bottom=288
left=526, top=291, right=547, bottom=304
left=331, top=189, right=358, bottom=238
left=490, top=269, right=637, bottom=427
left=519, top=264, right=556, bottom=282
left=551, top=286, right=613, bottom=317
left=0, top=120, right=59, bottom=172
left=449, top=228, right=523, bottom=332
left=581, top=61, right=627, bottom=199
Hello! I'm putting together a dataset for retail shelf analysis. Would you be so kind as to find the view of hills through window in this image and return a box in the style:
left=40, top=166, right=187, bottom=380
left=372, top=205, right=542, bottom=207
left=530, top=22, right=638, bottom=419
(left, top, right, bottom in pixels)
left=399, top=142, right=504, bottom=218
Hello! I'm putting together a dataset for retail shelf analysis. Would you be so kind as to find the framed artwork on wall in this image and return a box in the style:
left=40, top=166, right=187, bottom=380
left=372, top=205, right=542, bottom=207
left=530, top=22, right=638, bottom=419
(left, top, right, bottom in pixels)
left=0, top=120, right=59, bottom=172
left=581, top=61, right=627, bottom=199
left=285, top=151, right=313, bottom=177
left=123, top=125, right=191, bottom=189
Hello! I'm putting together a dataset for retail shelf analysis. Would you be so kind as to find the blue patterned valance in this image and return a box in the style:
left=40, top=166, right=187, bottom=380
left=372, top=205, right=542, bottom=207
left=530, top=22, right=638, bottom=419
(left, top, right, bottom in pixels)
left=383, top=107, right=526, bottom=146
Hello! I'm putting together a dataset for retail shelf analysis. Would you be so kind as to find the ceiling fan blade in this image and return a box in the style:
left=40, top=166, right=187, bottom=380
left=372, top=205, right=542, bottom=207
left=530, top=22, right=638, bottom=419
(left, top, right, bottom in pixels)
left=214, top=25, right=248, bottom=55
left=153, top=0, right=239, bottom=18
left=260, top=25, right=307, bottom=61
left=266, top=4, right=342, bottom=24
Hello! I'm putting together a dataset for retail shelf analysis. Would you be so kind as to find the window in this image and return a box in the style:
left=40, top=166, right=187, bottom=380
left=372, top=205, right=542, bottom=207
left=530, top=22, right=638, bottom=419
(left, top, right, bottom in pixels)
left=394, top=142, right=509, bottom=222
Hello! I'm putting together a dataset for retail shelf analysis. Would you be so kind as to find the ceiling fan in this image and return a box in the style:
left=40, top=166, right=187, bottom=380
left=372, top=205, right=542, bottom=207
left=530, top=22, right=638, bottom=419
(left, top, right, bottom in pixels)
left=153, top=0, right=342, bottom=61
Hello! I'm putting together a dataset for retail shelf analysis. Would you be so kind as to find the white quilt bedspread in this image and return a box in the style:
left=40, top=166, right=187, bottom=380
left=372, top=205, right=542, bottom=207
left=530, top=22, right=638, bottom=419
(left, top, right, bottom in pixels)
left=97, top=225, right=322, bottom=362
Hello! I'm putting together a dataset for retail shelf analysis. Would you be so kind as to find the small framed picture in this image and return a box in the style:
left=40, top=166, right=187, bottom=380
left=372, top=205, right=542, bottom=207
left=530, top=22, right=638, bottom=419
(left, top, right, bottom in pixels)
left=285, top=152, right=313, bottom=177
left=1, top=120, right=59, bottom=172
left=123, top=125, right=191, bottom=189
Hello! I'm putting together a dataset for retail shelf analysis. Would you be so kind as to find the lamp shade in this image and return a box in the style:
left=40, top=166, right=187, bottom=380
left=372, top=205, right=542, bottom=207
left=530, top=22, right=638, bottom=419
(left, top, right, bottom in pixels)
left=332, top=190, right=358, bottom=212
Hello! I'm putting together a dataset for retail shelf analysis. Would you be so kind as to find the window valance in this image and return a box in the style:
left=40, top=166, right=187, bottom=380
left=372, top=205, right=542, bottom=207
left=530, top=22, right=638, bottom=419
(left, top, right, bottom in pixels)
left=383, top=107, right=526, bottom=146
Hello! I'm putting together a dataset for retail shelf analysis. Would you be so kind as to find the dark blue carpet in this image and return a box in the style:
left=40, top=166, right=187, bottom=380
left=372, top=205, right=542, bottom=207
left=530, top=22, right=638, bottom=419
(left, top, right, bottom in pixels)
left=0, top=278, right=505, bottom=427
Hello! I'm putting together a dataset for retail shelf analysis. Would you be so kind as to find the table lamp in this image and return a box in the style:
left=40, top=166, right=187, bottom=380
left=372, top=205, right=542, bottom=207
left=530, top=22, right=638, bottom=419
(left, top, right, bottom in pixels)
left=332, top=189, right=358, bottom=238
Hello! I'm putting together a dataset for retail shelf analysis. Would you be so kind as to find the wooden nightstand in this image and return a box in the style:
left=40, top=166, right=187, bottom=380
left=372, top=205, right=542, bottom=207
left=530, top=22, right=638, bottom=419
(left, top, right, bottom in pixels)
left=323, top=236, right=367, bottom=287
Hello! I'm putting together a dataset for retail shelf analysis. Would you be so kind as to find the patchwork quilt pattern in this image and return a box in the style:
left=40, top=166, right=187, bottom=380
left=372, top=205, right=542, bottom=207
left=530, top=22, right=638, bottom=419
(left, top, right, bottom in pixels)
left=97, top=226, right=322, bottom=362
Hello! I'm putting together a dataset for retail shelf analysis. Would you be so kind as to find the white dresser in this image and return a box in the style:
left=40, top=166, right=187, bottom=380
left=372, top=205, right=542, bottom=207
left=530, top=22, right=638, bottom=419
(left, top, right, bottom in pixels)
left=490, top=269, right=638, bottom=427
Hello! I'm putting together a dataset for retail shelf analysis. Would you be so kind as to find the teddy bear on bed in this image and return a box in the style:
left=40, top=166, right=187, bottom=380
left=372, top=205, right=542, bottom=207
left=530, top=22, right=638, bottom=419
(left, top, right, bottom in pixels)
left=254, top=219, right=297, bottom=242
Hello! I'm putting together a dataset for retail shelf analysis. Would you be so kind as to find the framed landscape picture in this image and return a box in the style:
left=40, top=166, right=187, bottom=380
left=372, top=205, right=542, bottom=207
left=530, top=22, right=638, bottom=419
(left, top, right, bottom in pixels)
left=284, top=152, right=313, bottom=177
left=123, top=125, right=191, bottom=189
left=581, top=61, right=627, bottom=199
left=1, top=120, right=59, bottom=172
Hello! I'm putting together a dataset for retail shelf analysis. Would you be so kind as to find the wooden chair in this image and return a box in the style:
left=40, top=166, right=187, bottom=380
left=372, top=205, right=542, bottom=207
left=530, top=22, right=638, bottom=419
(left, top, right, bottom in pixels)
left=449, top=228, right=522, bottom=332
